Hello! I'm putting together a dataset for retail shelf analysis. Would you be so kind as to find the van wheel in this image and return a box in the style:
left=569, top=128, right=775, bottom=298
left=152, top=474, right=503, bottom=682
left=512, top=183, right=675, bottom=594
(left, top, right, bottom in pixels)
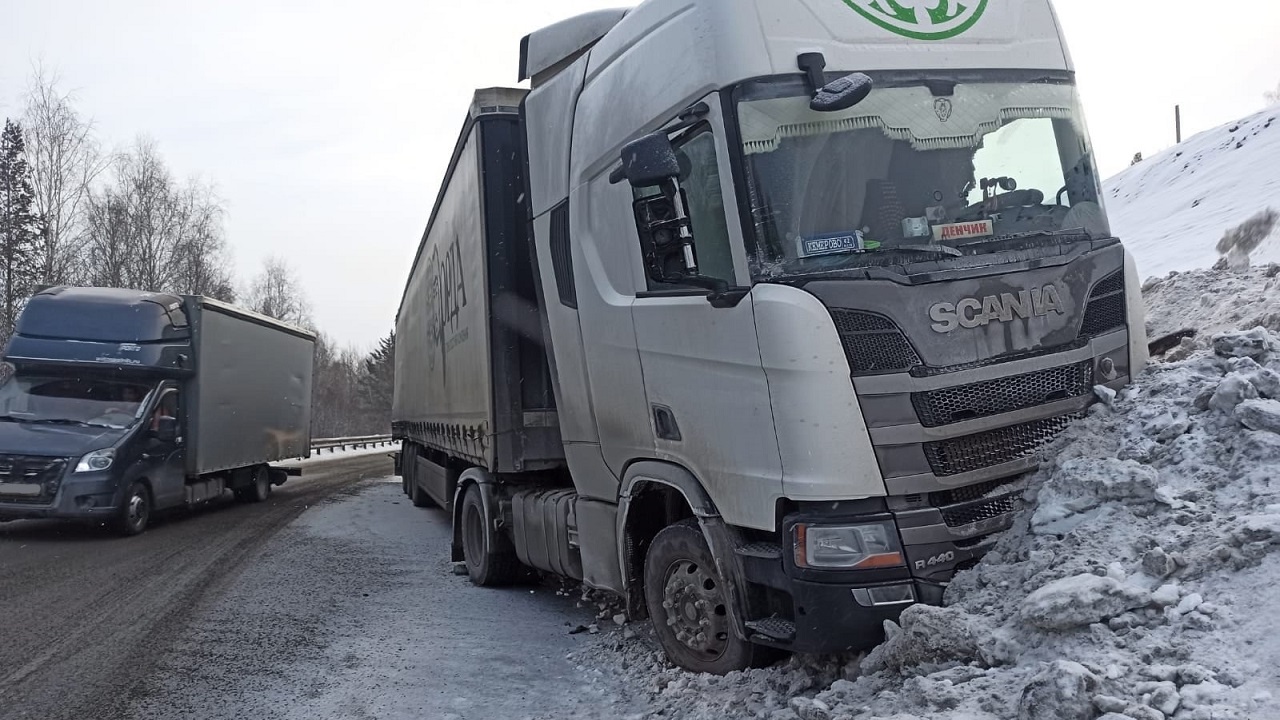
left=247, top=466, right=271, bottom=503
left=644, top=519, right=774, bottom=674
left=113, top=482, right=151, bottom=537
left=459, top=484, right=518, bottom=586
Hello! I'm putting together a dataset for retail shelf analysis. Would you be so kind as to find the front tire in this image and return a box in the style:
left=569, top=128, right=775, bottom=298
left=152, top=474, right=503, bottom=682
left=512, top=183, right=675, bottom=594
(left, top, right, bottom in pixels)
left=113, top=482, right=152, bottom=537
left=459, top=484, right=519, bottom=586
left=644, top=519, right=774, bottom=674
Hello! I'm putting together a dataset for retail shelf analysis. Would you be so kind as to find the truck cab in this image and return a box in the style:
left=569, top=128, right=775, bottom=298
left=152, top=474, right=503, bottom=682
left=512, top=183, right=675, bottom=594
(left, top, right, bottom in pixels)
left=396, top=0, right=1147, bottom=674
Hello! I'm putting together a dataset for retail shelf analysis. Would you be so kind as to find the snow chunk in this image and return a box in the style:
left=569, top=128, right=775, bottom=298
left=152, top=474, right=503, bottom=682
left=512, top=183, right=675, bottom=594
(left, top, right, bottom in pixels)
left=1017, top=661, right=1098, bottom=720
left=1213, top=327, right=1278, bottom=360
left=1211, top=374, right=1260, bottom=414
left=1020, top=574, right=1152, bottom=630
left=1031, top=458, right=1159, bottom=534
left=1235, top=399, right=1280, bottom=433
left=860, top=604, right=988, bottom=674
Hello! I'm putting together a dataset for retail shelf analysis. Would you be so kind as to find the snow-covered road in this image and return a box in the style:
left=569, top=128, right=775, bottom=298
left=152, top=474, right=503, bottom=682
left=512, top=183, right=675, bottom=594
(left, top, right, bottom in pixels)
left=121, top=478, right=642, bottom=720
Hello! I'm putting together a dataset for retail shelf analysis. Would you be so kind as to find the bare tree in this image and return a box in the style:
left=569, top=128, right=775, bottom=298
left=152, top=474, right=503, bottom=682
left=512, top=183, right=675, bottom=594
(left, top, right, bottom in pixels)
left=82, top=137, right=235, bottom=299
left=22, top=67, right=106, bottom=288
left=169, top=181, right=236, bottom=301
left=246, top=256, right=311, bottom=327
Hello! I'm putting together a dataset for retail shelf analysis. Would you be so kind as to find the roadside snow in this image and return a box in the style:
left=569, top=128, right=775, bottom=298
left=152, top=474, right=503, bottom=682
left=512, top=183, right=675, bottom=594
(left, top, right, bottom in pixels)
left=574, top=278, right=1280, bottom=720
left=1105, top=104, right=1280, bottom=279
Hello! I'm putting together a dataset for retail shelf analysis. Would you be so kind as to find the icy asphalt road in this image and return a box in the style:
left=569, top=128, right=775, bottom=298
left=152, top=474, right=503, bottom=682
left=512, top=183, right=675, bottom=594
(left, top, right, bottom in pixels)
left=0, top=456, right=636, bottom=720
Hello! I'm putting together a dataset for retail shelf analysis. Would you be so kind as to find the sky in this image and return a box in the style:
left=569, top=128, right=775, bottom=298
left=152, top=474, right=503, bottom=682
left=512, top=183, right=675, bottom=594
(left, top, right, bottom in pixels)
left=1, top=0, right=1278, bottom=349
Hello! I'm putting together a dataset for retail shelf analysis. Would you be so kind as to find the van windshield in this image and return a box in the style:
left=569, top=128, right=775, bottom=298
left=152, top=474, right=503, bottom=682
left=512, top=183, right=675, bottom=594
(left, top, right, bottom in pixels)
left=0, top=375, right=155, bottom=430
left=734, top=73, right=1108, bottom=281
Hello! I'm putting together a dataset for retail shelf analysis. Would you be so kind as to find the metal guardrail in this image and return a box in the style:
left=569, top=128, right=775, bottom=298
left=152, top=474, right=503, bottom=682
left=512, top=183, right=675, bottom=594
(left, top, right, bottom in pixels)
left=310, top=435, right=395, bottom=454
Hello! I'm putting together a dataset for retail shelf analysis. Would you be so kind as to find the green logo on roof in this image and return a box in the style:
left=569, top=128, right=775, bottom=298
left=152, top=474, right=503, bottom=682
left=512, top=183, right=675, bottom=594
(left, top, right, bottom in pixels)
left=841, top=0, right=988, bottom=41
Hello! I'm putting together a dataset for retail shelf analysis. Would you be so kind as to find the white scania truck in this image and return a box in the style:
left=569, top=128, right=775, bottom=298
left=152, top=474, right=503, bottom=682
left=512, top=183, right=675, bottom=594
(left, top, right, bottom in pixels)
left=393, top=0, right=1148, bottom=673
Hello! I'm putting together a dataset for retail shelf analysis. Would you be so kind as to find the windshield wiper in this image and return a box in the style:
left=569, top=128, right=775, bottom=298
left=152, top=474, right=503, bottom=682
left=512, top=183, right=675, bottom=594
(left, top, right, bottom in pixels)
left=27, top=418, right=100, bottom=428
left=874, top=244, right=964, bottom=259
left=955, top=229, right=1093, bottom=249
left=0, top=415, right=35, bottom=424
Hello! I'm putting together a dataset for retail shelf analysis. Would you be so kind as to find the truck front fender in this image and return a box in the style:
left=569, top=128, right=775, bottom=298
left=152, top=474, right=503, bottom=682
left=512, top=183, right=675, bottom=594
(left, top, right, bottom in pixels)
left=450, top=467, right=501, bottom=563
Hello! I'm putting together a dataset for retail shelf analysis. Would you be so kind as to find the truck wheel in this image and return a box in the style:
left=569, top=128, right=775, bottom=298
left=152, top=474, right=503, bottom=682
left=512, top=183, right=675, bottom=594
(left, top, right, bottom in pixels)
left=644, top=519, right=771, bottom=674
left=113, top=482, right=152, bottom=537
left=247, top=466, right=272, bottom=503
left=459, top=484, right=518, bottom=586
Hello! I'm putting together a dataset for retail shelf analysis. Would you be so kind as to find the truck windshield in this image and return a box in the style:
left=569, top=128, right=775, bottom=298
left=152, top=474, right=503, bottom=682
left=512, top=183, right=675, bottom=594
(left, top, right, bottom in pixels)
left=0, top=375, right=154, bottom=430
left=734, top=73, right=1108, bottom=281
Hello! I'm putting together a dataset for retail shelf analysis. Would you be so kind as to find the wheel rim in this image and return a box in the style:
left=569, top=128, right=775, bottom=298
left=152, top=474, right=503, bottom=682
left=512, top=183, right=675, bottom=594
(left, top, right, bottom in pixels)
left=463, top=502, right=485, bottom=566
left=128, top=490, right=148, bottom=529
left=661, top=559, right=731, bottom=660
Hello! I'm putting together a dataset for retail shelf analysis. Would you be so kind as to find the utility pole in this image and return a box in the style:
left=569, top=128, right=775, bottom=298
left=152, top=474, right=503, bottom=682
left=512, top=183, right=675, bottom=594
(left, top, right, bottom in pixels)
left=1175, top=105, right=1183, bottom=144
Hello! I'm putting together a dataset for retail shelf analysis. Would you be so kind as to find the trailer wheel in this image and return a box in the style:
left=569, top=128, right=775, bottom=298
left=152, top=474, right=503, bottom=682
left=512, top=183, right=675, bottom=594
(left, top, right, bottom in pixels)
left=459, top=484, right=518, bottom=586
left=246, top=466, right=272, bottom=503
left=644, top=519, right=771, bottom=674
left=112, top=482, right=152, bottom=537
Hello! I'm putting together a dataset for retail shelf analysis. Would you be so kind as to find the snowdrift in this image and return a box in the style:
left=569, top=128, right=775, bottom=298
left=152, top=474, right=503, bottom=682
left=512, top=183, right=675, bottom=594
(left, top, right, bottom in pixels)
left=1105, top=105, right=1280, bottom=280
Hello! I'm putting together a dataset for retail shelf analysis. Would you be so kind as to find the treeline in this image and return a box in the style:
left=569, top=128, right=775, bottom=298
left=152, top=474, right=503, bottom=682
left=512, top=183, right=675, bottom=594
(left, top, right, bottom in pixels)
left=0, top=71, right=392, bottom=438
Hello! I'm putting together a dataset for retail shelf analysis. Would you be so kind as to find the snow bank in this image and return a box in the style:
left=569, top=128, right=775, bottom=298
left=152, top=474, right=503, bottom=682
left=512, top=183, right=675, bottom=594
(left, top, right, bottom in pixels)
left=1142, top=263, right=1280, bottom=343
left=1105, top=104, right=1280, bottom=279
left=577, top=276, right=1280, bottom=720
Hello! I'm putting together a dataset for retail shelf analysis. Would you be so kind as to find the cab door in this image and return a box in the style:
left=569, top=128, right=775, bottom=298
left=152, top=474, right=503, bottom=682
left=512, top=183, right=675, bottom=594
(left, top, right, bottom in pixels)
left=628, top=96, right=784, bottom=532
left=140, top=387, right=187, bottom=509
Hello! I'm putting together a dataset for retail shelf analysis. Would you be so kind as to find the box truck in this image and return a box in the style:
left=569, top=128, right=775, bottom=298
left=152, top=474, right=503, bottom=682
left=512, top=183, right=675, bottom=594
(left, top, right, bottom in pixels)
left=394, top=0, right=1148, bottom=673
left=0, top=287, right=315, bottom=535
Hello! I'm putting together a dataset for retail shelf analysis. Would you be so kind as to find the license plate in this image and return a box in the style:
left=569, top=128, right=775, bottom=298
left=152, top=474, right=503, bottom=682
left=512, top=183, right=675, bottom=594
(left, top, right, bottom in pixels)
left=0, top=483, right=42, bottom=497
left=799, top=232, right=863, bottom=258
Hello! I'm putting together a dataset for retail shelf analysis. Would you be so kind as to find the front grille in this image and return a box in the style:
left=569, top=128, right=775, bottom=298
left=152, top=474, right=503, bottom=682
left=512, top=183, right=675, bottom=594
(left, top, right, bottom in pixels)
left=1090, top=271, right=1125, bottom=298
left=0, top=455, right=68, bottom=502
left=830, top=309, right=922, bottom=376
left=930, top=478, right=1018, bottom=507
left=912, top=361, right=1094, bottom=427
left=940, top=495, right=1020, bottom=527
left=1081, top=294, right=1126, bottom=336
left=923, top=414, right=1081, bottom=477
left=910, top=339, right=1089, bottom=378
left=1081, top=271, right=1126, bottom=337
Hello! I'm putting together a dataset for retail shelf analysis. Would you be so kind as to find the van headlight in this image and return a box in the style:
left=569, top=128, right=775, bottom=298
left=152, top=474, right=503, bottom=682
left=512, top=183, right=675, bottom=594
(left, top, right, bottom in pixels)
left=75, top=449, right=115, bottom=473
left=793, top=521, right=906, bottom=569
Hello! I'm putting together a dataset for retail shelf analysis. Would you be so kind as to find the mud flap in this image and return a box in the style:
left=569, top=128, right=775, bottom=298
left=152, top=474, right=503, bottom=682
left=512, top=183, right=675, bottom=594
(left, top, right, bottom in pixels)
left=1149, top=328, right=1197, bottom=357
left=696, top=516, right=754, bottom=644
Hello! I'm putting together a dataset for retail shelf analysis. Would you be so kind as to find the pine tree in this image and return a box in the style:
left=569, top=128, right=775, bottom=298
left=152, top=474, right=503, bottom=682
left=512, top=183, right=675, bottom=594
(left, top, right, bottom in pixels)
left=0, top=119, right=42, bottom=340
left=358, top=332, right=396, bottom=431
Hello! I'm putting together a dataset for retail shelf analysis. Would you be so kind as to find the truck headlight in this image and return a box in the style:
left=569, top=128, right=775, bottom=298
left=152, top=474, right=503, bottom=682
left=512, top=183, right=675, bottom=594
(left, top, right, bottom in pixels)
left=75, top=449, right=115, bottom=473
left=794, top=521, right=905, bottom=570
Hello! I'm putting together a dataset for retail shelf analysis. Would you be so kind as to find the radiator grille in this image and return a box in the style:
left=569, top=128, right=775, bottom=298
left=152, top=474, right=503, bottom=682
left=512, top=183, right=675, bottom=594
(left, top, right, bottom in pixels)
left=0, top=455, right=68, bottom=503
left=912, top=361, right=1093, bottom=427
left=1081, top=271, right=1126, bottom=337
left=830, top=309, right=921, bottom=376
left=940, top=495, right=1020, bottom=527
left=1090, top=271, right=1125, bottom=298
left=923, top=414, right=1081, bottom=477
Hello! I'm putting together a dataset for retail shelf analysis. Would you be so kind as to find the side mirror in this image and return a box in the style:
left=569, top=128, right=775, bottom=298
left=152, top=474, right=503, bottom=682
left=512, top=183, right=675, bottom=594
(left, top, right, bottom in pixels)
left=153, top=416, right=178, bottom=443
left=615, top=133, right=682, bottom=188
left=811, top=73, right=874, bottom=113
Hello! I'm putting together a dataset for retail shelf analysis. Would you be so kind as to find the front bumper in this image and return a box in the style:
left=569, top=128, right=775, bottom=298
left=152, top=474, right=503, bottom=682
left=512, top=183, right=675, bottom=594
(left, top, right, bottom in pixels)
left=0, top=471, right=120, bottom=521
